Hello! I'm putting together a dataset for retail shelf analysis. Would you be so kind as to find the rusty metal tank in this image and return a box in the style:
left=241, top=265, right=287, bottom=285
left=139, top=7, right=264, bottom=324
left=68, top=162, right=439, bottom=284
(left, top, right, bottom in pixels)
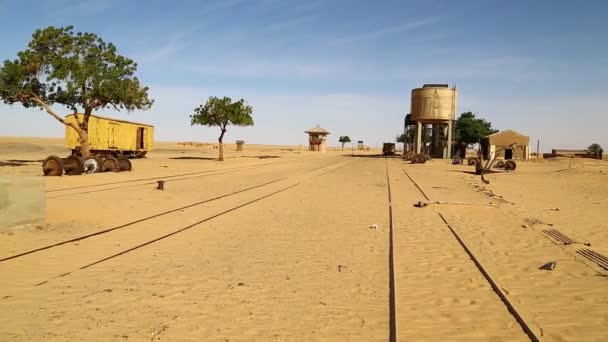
left=410, top=84, right=457, bottom=122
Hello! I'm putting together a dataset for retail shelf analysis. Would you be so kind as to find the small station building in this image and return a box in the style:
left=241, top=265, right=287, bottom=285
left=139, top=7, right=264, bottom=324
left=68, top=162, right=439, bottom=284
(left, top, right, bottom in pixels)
left=481, top=130, right=530, bottom=160
left=305, top=125, right=330, bottom=152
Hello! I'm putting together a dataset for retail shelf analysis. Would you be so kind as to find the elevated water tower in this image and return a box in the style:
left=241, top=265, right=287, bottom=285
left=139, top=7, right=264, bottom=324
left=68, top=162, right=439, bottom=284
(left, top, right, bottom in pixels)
left=409, top=84, right=457, bottom=159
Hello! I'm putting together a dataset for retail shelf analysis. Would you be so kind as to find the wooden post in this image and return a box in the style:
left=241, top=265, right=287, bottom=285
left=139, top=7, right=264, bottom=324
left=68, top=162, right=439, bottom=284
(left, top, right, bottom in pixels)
left=537, top=139, right=540, bottom=160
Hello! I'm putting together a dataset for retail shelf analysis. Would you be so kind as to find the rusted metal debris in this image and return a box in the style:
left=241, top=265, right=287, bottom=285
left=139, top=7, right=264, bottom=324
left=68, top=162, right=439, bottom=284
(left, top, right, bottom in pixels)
left=524, top=217, right=545, bottom=226
left=576, top=249, right=608, bottom=270
left=539, top=261, right=557, bottom=271
left=542, top=229, right=578, bottom=245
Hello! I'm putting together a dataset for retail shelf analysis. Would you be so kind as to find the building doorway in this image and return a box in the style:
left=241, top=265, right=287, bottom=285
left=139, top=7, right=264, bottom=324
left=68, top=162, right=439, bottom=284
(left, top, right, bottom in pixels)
left=505, top=148, right=513, bottom=160
left=137, top=127, right=145, bottom=149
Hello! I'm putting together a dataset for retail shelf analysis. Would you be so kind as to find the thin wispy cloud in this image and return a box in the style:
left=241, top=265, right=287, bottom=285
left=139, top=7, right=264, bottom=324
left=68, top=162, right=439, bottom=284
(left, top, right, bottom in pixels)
left=199, top=0, right=248, bottom=16
left=50, top=0, right=113, bottom=16
left=136, top=29, right=195, bottom=64
left=291, top=0, right=327, bottom=13
left=329, top=17, right=439, bottom=45
left=265, top=14, right=318, bottom=31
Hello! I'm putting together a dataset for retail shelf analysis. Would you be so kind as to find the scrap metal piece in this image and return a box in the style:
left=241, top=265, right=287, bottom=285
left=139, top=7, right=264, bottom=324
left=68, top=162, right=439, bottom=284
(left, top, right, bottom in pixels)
left=542, top=229, right=578, bottom=245
left=539, top=261, right=557, bottom=271
left=576, top=249, right=608, bottom=270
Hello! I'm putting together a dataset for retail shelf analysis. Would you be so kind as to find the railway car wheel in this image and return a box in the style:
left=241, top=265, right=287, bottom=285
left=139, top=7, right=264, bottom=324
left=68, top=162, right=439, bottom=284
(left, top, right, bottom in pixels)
left=63, top=155, right=84, bottom=176
left=102, top=156, right=119, bottom=172
left=83, top=156, right=103, bottom=173
left=42, top=155, right=64, bottom=176
left=117, top=157, right=132, bottom=172
left=467, top=157, right=479, bottom=166
left=495, top=160, right=505, bottom=168
left=452, top=157, right=463, bottom=165
left=504, top=160, right=517, bottom=171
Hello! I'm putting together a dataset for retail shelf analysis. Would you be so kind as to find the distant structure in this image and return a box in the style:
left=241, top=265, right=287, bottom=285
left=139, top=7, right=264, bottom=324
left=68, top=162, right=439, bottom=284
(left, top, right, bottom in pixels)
left=236, top=140, right=245, bottom=151
left=305, top=125, right=330, bottom=152
left=357, top=140, right=364, bottom=150
left=405, top=84, right=457, bottom=159
left=481, top=130, right=530, bottom=160
left=547, top=149, right=589, bottom=158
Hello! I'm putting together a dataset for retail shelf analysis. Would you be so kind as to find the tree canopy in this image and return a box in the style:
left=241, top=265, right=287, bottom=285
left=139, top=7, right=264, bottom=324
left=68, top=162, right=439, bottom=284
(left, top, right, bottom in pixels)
left=0, top=25, right=153, bottom=157
left=587, top=143, right=603, bottom=159
left=190, top=96, right=254, bottom=161
left=454, top=112, right=498, bottom=147
left=338, top=136, right=351, bottom=151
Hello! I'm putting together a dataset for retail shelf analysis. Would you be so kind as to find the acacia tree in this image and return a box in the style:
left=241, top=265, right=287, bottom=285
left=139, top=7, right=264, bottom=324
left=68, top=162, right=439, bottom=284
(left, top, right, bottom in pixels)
left=338, top=136, right=351, bottom=151
left=587, top=143, right=603, bottom=159
left=454, top=112, right=498, bottom=157
left=190, top=96, right=253, bottom=161
left=0, top=26, right=153, bottom=158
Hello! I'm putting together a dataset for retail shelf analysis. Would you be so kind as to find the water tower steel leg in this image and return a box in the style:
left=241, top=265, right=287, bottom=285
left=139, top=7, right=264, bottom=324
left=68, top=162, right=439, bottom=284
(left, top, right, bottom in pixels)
left=416, top=121, right=422, bottom=154
left=447, top=121, right=453, bottom=159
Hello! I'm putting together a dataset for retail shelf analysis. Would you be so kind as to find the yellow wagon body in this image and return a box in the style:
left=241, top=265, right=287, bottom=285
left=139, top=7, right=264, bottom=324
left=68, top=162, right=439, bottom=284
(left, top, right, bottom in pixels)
left=65, top=114, right=154, bottom=157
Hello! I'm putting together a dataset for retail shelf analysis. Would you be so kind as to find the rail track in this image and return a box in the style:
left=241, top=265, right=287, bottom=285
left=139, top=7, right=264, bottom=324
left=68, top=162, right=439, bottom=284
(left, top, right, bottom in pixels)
left=1, top=159, right=355, bottom=291
left=46, top=158, right=316, bottom=199
left=384, top=159, right=397, bottom=342
left=395, top=163, right=540, bottom=342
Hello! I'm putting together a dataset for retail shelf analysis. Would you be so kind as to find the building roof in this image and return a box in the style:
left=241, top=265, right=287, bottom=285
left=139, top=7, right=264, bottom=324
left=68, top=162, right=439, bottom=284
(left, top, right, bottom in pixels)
left=305, top=125, right=330, bottom=134
left=66, top=113, right=154, bottom=127
left=483, top=129, right=529, bottom=145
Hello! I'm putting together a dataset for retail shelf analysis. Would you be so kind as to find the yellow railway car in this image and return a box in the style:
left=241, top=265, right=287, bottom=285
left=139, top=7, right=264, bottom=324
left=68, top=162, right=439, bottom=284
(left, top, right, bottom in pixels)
left=65, top=114, right=154, bottom=158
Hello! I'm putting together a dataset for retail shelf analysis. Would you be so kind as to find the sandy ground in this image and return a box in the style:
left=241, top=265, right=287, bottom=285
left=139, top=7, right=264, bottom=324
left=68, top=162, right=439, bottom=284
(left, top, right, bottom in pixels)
left=1, top=136, right=607, bottom=341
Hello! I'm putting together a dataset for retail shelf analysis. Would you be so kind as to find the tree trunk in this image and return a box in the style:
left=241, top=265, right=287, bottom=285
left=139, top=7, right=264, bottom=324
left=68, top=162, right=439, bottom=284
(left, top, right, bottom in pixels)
left=30, top=95, right=91, bottom=157
left=341, top=143, right=345, bottom=151
left=78, top=109, right=93, bottom=158
left=218, top=128, right=227, bottom=161
left=79, top=130, right=92, bottom=158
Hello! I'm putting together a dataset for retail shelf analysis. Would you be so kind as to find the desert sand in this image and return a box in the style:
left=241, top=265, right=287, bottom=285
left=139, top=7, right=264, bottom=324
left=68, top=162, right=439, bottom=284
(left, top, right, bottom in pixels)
left=1, top=136, right=607, bottom=341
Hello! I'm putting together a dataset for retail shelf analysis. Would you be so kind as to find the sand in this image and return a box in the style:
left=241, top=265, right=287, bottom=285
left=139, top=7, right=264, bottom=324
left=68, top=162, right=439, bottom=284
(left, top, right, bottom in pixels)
left=1, top=136, right=607, bottom=341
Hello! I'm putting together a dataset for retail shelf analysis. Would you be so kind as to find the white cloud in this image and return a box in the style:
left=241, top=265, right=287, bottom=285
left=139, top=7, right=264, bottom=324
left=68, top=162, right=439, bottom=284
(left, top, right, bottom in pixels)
left=329, top=17, right=439, bottom=45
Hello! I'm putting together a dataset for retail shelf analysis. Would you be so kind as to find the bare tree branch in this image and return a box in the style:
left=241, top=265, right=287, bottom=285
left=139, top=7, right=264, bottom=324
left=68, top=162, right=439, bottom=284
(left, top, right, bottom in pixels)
left=30, top=94, right=82, bottom=134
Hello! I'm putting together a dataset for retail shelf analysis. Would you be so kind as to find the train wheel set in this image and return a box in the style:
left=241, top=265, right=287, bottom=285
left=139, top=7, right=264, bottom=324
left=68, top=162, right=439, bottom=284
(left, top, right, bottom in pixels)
left=42, top=155, right=132, bottom=176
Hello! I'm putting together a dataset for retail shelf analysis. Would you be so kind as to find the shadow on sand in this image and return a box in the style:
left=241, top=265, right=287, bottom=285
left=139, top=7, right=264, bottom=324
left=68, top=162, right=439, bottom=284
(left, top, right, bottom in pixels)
left=448, top=169, right=510, bottom=176
left=169, top=156, right=224, bottom=161
left=0, top=159, right=42, bottom=167
left=342, top=154, right=403, bottom=159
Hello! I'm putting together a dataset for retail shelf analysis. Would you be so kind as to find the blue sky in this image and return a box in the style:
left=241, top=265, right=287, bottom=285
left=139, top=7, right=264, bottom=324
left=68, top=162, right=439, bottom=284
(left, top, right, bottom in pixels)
left=0, top=0, right=606, bottom=150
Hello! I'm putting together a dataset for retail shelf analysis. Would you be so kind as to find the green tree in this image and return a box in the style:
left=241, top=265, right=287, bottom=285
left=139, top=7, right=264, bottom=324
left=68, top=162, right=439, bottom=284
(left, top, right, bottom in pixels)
left=587, top=143, right=603, bottom=159
left=454, top=112, right=498, bottom=156
left=190, top=96, right=253, bottom=161
left=338, top=136, right=351, bottom=151
left=0, top=26, right=153, bottom=158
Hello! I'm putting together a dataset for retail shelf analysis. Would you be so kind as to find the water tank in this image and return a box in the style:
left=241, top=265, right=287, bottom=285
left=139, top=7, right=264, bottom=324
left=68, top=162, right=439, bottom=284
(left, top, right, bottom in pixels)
left=410, top=85, right=457, bottom=122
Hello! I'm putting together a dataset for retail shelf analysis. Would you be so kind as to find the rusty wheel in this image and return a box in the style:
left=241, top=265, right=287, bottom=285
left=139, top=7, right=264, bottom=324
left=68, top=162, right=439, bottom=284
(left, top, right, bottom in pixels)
left=63, top=155, right=84, bottom=176
left=102, top=156, right=119, bottom=172
left=495, top=160, right=505, bottom=168
left=117, top=157, right=132, bottom=172
left=452, top=158, right=463, bottom=165
left=504, top=160, right=517, bottom=171
left=83, top=156, right=103, bottom=174
left=467, top=157, right=479, bottom=166
left=42, top=155, right=64, bottom=176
